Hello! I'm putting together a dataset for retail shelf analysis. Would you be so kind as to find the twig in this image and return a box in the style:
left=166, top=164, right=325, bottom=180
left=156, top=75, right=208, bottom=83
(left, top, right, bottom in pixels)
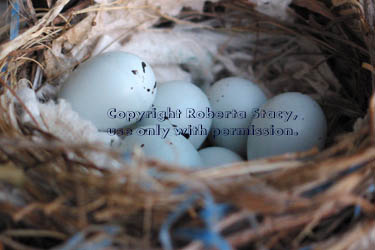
left=0, top=235, right=41, bottom=250
left=4, top=229, right=67, bottom=240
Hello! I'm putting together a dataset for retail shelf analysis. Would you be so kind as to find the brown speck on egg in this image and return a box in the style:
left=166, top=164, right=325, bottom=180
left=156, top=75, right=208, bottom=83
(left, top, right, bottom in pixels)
left=147, top=88, right=150, bottom=92
left=132, top=70, right=138, bottom=75
left=142, top=62, right=146, bottom=73
left=130, top=87, right=134, bottom=90
left=140, top=144, right=145, bottom=148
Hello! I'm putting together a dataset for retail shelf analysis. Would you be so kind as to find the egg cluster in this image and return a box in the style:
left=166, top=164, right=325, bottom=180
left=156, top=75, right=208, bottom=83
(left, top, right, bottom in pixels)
left=59, top=51, right=327, bottom=169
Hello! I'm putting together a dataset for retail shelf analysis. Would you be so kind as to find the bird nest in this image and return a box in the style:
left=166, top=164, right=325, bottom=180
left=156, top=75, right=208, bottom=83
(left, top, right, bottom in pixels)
left=0, top=0, right=374, bottom=249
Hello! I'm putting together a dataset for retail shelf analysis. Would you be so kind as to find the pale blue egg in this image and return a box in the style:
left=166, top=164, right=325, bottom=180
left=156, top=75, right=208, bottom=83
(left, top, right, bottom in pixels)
left=120, top=125, right=203, bottom=169
left=207, top=77, right=267, bottom=156
left=199, top=146, right=243, bottom=168
left=247, top=92, right=327, bottom=160
left=139, top=81, right=212, bottom=149
left=59, top=51, right=157, bottom=131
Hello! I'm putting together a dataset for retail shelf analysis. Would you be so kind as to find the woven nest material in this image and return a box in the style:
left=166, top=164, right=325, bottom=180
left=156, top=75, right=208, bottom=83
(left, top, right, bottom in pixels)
left=0, top=0, right=374, bottom=249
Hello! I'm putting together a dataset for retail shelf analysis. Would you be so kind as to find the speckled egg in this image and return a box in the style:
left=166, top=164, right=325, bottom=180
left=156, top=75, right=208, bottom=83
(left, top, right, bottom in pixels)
left=247, top=92, right=327, bottom=160
left=207, top=77, right=267, bottom=156
left=138, top=80, right=212, bottom=149
left=59, top=51, right=157, bottom=131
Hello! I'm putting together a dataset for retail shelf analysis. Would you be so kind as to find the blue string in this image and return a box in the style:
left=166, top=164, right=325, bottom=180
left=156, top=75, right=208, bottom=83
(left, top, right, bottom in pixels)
left=1, top=65, right=7, bottom=73
left=159, top=194, right=200, bottom=250
left=354, top=184, right=375, bottom=219
left=160, top=190, right=231, bottom=250
left=200, top=191, right=230, bottom=229
left=299, top=246, right=313, bottom=250
left=301, top=161, right=368, bottom=197
left=55, top=232, right=85, bottom=250
left=353, top=184, right=375, bottom=218
left=172, top=184, right=189, bottom=195
left=175, top=192, right=231, bottom=250
left=10, top=1, right=20, bottom=40
left=187, top=192, right=230, bottom=250
left=353, top=205, right=361, bottom=218
left=1, top=1, right=20, bottom=73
